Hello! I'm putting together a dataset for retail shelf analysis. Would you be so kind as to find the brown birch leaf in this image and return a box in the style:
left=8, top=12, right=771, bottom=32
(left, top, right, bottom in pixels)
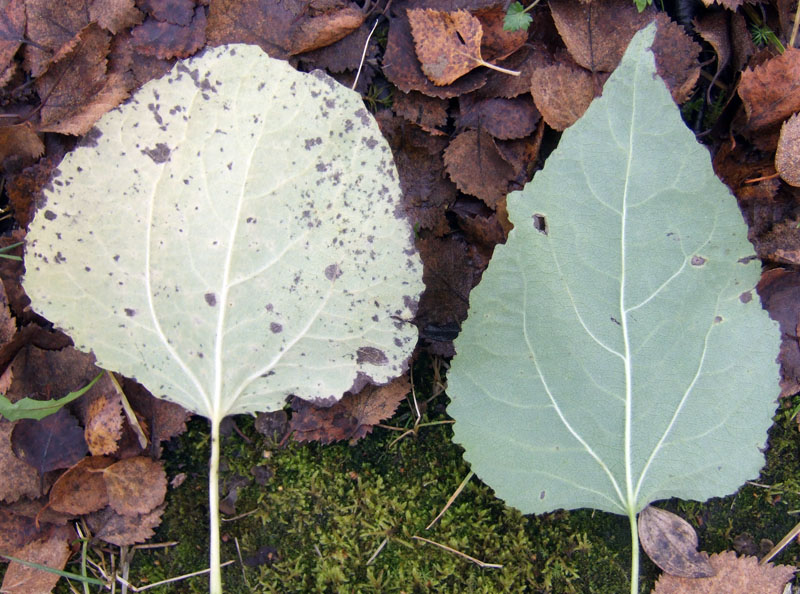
left=739, top=48, right=800, bottom=130
left=638, top=506, right=715, bottom=578
left=102, top=456, right=167, bottom=516
left=776, top=113, right=800, bottom=187
left=48, top=456, right=113, bottom=515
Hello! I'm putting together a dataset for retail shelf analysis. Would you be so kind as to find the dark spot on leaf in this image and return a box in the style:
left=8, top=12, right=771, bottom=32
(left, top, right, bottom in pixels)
left=44, top=210, right=57, bottom=220
left=540, top=490, right=546, bottom=499
left=270, top=322, right=283, bottom=334
left=125, top=308, right=136, bottom=317
left=739, top=291, right=752, bottom=304
left=691, top=256, right=706, bottom=266
left=714, top=316, right=723, bottom=324
left=141, top=143, right=172, bottom=164
left=325, top=264, right=342, bottom=281
left=533, top=214, right=547, bottom=234
left=205, top=292, right=217, bottom=306
left=356, top=347, right=388, bottom=365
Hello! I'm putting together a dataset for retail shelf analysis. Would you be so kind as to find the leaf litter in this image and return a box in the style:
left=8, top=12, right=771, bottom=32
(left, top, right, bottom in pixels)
left=1, top=0, right=800, bottom=591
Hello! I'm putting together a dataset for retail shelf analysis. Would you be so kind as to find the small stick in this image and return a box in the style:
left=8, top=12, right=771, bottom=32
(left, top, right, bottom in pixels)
left=116, top=560, right=235, bottom=592
left=365, top=536, right=389, bottom=565
left=760, top=519, right=800, bottom=565
left=411, top=535, right=503, bottom=569
left=353, top=19, right=381, bottom=91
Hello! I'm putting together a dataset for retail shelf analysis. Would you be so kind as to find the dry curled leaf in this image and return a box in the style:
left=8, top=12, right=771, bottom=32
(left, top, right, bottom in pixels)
left=776, top=113, right=800, bottom=187
left=102, top=456, right=167, bottom=516
left=738, top=48, right=800, bottom=131
left=290, top=376, right=410, bottom=444
left=639, top=506, right=715, bottom=578
left=652, top=550, right=795, bottom=593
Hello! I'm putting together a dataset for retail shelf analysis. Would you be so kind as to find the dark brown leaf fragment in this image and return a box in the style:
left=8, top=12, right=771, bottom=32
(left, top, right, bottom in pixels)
left=0, top=525, right=75, bottom=594
left=11, top=408, right=88, bottom=476
left=86, top=503, right=165, bottom=546
left=738, top=48, right=800, bottom=131
left=444, top=129, right=515, bottom=207
left=130, top=7, right=206, bottom=60
left=638, top=506, right=715, bottom=578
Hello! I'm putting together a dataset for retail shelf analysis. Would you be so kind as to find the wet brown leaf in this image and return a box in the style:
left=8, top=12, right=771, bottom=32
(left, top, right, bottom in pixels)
left=289, top=5, right=365, bottom=55
left=776, top=113, right=800, bottom=187
left=0, top=123, right=45, bottom=166
left=85, top=392, right=123, bottom=456
left=0, top=508, right=41, bottom=553
left=103, top=456, right=167, bottom=516
left=23, top=0, right=89, bottom=76
left=138, top=0, right=194, bottom=25
left=11, top=408, right=88, bottom=475
left=650, top=13, right=701, bottom=103
left=757, top=268, right=800, bottom=398
left=0, top=0, right=25, bottom=73
left=638, top=506, right=715, bottom=578
left=0, top=421, right=40, bottom=503
left=297, top=21, right=379, bottom=74
left=35, top=24, right=132, bottom=135
left=530, top=55, right=596, bottom=131
left=48, top=456, right=112, bottom=515
left=130, top=7, right=206, bottom=59
left=739, top=48, right=800, bottom=131
left=206, top=0, right=305, bottom=59
left=0, top=524, right=75, bottom=594
left=86, top=503, right=165, bottom=546
left=291, top=375, right=410, bottom=444
left=651, top=550, right=795, bottom=593
left=89, top=0, right=143, bottom=33
left=458, top=96, right=540, bottom=140
left=5, top=158, right=60, bottom=228
left=408, top=8, right=487, bottom=86
left=476, top=44, right=547, bottom=100
left=444, top=129, right=515, bottom=207
left=393, top=90, right=448, bottom=134
left=473, top=6, right=527, bottom=62
left=550, top=0, right=652, bottom=73
left=384, top=7, right=487, bottom=98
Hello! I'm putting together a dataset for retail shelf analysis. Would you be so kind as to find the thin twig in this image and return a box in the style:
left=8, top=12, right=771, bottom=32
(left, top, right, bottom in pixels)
left=790, top=0, right=800, bottom=48
left=365, top=536, right=389, bottom=565
left=411, top=535, right=503, bottom=569
left=116, top=560, right=235, bottom=592
left=353, top=19, right=381, bottom=91
left=761, top=519, right=800, bottom=565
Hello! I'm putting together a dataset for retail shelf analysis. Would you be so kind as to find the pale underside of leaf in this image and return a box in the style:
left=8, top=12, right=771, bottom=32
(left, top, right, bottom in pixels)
left=24, top=45, right=423, bottom=422
left=447, top=25, right=778, bottom=516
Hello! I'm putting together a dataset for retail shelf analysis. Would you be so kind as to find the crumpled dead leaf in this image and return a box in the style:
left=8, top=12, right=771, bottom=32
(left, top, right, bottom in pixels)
left=651, top=550, right=795, bottom=593
left=776, top=113, right=800, bottom=187
left=739, top=48, right=800, bottom=131
left=84, top=391, right=124, bottom=456
left=638, top=506, right=715, bottom=578
left=290, top=376, right=410, bottom=444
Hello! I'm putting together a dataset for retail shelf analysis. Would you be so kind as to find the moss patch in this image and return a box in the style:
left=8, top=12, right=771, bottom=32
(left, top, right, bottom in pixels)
left=71, top=384, right=800, bottom=593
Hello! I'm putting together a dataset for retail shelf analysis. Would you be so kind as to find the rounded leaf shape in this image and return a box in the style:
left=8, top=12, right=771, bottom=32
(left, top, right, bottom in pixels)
left=24, top=44, right=423, bottom=421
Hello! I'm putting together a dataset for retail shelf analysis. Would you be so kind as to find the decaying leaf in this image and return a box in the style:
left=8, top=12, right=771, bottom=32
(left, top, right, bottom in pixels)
left=86, top=503, right=165, bottom=546
left=291, top=375, right=410, bottom=444
left=48, top=456, right=113, bottom=515
left=289, top=5, right=365, bottom=55
left=530, top=57, right=597, bottom=131
left=0, top=524, right=75, bottom=594
left=757, top=268, right=800, bottom=398
left=130, top=7, right=206, bottom=59
left=444, top=129, right=515, bottom=207
left=0, top=421, right=40, bottom=503
left=84, top=392, right=124, bottom=455
left=473, top=6, right=527, bottom=61
left=651, top=550, right=795, bottom=593
left=89, top=0, right=143, bottom=33
left=0, top=124, right=44, bottom=165
left=393, top=91, right=448, bottom=134
left=776, top=113, right=800, bottom=187
left=738, top=48, right=800, bottom=131
left=102, top=456, right=167, bottom=516
left=638, top=506, right=715, bottom=578
left=457, top=96, right=540, bottom=140
left=11, top=408, right=88, bottom=476
left=0, top=0, right=25, bottom=74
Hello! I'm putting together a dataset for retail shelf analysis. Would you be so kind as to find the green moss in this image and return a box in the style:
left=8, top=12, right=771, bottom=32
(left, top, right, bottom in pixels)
left=66, top=382, right=800, bottom=593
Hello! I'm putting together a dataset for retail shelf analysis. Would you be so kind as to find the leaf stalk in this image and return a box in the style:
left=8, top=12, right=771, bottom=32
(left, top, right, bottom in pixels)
left=209, top=418, right=222, bottom=594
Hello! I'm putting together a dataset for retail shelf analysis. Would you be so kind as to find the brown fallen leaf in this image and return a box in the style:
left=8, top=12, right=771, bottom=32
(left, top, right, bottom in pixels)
left=11, top=408, right=88, bottom=477
left=457, top=96, right=540, bottom=140
left=35, top=24, right=132, bottom=135
left=755, top=219, right=800, bottom=266
left=102, top=456, right=167, bottom=516
left=130, top=7, right=206, bottom=60
left=473, top=6, right=527, bottom=62
left=0, top=507, right=41, bottom=553
left=776, top=113, right=800, bottom=187
left=290, top=376, right=410, bottom=444
left=0, top=421, right=40, bottom=503
left=0, top=0, right=25, bottom=74
left=739, top=48, right=800, bottom=131
left=693, top=11, right=730, bottom=85
left=444, top=129, right=515, bottom=207
left=0, top=524, right=75, bottom=594
left=86, top=503, right=165, bottom=546
left=530, top=56, right=596, bottom=131
left=638, top=506, right=715, bottom=578
left=297, top=20, right=379, bottom=75
left=138, top=0, right=194, bottom=25
left=651, top=550, right=795, bottom=593
left=48, top=456, right=113, bottom=515
left=393, top=90, right=449, bottom=135
left=383, top=7, right=487, bottom=99
left=124, top=378, right=190, bottom=457
left=289, top=4, right=365, bottom=55
left=89, top=0, right=143, bottom=34
left=650, top=13, right=701, bottom=103
left=85, top=391, right=124, bottom=456
left=550, top=0, right=652, bottom=73
left=757, top=268, right=800, bottom=398
left=0, top=123, right=45, bottom=166
left=700, top=0, right=745, bottom=10
left=22, top=0, right=89, bottom=76
left=407, top=8, right=518, bottom=86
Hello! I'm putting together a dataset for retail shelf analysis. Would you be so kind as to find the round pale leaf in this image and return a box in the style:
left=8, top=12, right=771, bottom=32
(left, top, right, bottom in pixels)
left=23, top=44, right=423, bottom=421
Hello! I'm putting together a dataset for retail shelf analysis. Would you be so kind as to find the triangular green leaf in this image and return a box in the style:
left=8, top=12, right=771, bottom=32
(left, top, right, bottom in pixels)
left=24, top=45, right=423, bottom=423
left=448, top=24, right=778, bottom=519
